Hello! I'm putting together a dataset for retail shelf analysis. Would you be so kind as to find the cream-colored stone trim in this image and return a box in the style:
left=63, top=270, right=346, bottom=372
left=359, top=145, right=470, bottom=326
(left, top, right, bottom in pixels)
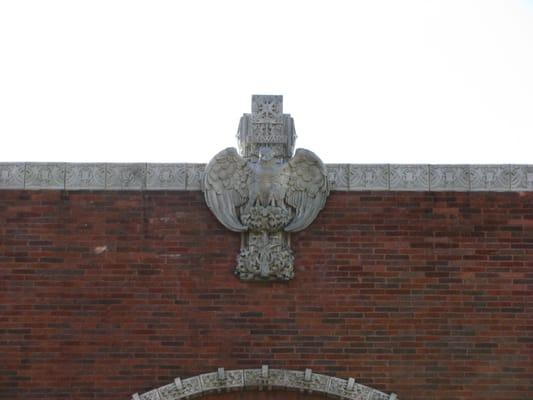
left=0, top=163, right=531, bottom=191
left=131, top=366, right=397, bottom=400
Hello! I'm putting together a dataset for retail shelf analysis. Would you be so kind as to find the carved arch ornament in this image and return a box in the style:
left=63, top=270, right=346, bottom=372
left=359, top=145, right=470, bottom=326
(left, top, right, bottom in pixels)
left=203, top=95, right=330, bottom=281
left=131, top=366, right=398, bottom=400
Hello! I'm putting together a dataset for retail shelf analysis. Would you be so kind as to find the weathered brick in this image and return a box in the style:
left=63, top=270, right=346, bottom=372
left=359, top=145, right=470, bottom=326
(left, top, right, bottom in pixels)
left=0, top=190, right=531, bottom=400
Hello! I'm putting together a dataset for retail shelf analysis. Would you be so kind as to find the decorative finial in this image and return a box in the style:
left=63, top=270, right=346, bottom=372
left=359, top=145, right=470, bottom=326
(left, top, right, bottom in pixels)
left=237, top=95, right=296, bottom=160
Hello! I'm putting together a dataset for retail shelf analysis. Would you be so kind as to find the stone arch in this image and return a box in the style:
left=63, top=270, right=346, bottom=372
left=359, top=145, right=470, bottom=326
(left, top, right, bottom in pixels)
left=132, top=366, right=397, bottom=400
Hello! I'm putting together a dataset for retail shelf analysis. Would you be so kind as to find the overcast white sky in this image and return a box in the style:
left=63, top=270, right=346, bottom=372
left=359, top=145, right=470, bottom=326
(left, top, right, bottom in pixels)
left=0, top=0, right=532, bottom=164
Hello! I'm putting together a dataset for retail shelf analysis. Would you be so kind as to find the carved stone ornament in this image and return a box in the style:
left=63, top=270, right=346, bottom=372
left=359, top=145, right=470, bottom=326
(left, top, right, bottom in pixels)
left=203, top=95, right=330, bottom=281
left=132, top=365, right=398, bottom=400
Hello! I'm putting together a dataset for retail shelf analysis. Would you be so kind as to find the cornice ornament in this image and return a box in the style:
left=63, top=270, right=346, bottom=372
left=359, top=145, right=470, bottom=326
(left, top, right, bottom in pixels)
left=131, top=366, right=398, bottom=400
left=0, top=163, right=531, bottom=191
left=203, top=95, right=330, bottom=281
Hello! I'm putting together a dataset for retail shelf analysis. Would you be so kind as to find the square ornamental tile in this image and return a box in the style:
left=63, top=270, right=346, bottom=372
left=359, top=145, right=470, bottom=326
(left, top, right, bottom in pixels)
left=147, top=164, right=187, bottom=190
left=243, top=368, right=268, bottom=388
left=510, top=165, right=533, bottom=191
left=138, top=389, right=161, bottom=400
left=25, top=163, right=66, bottom=189
left=105, top=163, right=147, bottom=190
left=185, top=164, right=206, bottom=190
left=200, top=369, right=244, bottom=392
left=155, top=382, right=181, bottom=400
left=65, top=163, right=106, bottom=190
left=282, top=369, right=330, bottom=393
left=326, top=164, right=349, bottom=191
left=327, top=377, right=385, bottom=400
left=390, top=164, right=429, bottom=191
left=470, top=165, right=510, bottom=191
left=177, top=376, right=203, bottom=398
left=430, top=165, right=469, bottom=190
left=269, top=369, right=289, bottom=388
left=349, top=164, right=389, bottom=190
left=0, top=163, right=25, bottom=189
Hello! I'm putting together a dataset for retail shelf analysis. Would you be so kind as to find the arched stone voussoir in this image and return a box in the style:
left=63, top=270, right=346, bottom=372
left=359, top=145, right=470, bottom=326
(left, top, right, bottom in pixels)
left=132, top=366, right=398, bottom=400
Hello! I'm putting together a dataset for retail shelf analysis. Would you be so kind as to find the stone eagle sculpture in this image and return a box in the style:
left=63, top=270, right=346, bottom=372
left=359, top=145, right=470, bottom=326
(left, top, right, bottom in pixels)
left=203, top=95, right=329, bottom=281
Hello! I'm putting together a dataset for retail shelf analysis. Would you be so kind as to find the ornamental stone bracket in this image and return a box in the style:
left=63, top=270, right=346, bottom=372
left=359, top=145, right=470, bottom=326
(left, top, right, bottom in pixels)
left=131, top=366, right=398, bottom=400
left=203, top=95, right=330, bottom=281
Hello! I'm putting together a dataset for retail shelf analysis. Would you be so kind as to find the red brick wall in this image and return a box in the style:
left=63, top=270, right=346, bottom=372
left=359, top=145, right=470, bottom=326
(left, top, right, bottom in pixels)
left=0, top=190, right=531, bottom=400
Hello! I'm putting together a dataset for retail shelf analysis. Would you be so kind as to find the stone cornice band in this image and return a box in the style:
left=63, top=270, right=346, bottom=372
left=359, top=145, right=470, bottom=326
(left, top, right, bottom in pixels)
left=0, top=163, right=531, bottom=191
left=131, top=366, right=397, bottom=400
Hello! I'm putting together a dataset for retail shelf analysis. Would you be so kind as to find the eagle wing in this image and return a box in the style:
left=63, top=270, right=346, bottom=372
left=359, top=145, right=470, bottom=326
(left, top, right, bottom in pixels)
left=203, top=147, right=252, bottom=232
left=282, top=148, right=329, bottom=232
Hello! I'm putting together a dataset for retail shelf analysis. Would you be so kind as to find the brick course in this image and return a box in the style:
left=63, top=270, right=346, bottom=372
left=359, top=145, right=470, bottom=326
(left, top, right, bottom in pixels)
left=0, top=190, right=531, bottom=399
